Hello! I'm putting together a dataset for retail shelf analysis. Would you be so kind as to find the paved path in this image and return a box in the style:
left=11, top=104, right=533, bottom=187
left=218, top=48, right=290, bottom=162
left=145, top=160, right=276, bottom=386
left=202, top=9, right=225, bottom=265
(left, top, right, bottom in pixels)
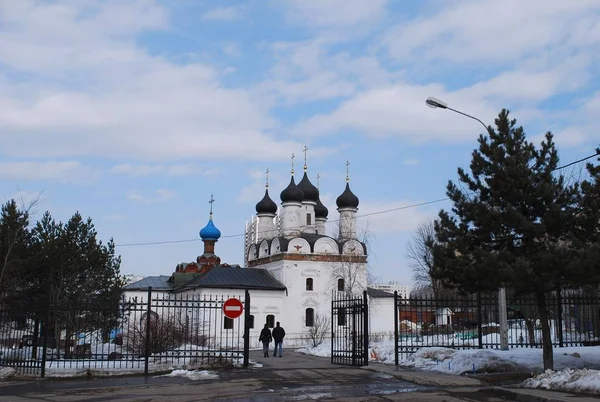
left=0, top=350, right=597, bottom=401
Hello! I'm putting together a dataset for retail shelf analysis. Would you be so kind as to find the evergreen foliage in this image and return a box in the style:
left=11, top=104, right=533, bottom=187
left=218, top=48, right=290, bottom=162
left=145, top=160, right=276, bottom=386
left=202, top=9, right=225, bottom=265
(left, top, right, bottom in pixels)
left=430, top=109, right=597, bottom=370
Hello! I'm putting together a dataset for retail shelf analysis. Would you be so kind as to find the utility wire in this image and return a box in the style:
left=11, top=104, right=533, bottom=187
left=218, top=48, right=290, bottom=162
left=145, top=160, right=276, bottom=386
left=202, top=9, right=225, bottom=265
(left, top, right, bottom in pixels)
left=115, top=198, right=450, bottom=247
left=552, top=151, right=599, bottom=171
left=114, top=152, right=599, bottom=248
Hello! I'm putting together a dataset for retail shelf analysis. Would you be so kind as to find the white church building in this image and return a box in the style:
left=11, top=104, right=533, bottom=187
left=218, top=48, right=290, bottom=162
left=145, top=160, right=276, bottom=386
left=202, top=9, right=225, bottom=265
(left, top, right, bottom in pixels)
left=124, top=159, right=395, bottom=346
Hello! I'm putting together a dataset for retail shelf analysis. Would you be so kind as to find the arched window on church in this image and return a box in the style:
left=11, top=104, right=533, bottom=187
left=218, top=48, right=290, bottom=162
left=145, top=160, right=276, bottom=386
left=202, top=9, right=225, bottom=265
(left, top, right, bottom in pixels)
left=337, top=278, right=345, bottom=292
left=266, top=314, right=275, bottom=328
left=306, top=278, right=313, bottom=291
left=305, top=308, right=314, bottom=327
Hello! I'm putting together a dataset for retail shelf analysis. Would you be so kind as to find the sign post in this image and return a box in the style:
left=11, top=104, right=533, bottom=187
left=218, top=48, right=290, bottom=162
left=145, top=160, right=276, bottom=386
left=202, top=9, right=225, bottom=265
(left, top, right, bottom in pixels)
left=223, top=298, right=244, bottom=319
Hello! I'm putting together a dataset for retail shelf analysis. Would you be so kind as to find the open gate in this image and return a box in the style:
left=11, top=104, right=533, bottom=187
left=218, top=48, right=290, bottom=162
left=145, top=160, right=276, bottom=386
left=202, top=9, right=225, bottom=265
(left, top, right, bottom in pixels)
left=331, top=290, right=369, bottom=366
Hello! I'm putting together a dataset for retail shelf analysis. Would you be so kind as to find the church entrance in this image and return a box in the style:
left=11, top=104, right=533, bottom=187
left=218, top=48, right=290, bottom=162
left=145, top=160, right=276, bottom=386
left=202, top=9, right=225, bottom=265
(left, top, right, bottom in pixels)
left=331, top=291, right=369, bottom=366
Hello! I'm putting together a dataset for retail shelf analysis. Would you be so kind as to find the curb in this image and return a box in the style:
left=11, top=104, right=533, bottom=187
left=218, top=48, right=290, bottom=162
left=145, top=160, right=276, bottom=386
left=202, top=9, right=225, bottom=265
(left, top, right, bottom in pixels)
left=488, top=387, right=600, bottom=402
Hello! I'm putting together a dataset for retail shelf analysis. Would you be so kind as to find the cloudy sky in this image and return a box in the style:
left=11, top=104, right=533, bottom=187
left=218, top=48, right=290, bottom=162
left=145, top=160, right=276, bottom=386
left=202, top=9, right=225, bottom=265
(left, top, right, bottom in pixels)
left=1, top=0, right=599, bottom=285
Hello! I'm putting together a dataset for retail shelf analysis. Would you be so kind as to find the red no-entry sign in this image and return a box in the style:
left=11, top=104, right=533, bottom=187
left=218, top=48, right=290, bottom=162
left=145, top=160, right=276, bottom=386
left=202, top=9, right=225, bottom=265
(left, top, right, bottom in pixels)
left=223, top=298, right=244, bottom=319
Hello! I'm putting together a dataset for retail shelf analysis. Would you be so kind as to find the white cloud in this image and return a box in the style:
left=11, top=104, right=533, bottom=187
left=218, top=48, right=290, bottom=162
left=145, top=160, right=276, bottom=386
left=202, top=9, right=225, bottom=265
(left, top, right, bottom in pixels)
left=259, top=39, right=399, bottom=105
left=286, top=0, right=388, bottom=29
left=382, top=0, right=600, bottom=64
left=127, top=189, right=175, bottom=204
left=402, top=159, right=420, bottom=166
left=111, top=163, right=215, bottom=177
left=293, top=82, right=498, bottom=142
left=0, top=1, right=302, bottom=162
left=0, top=161, right=98, bottom=183
left=201, top=7, right=242, bottom=21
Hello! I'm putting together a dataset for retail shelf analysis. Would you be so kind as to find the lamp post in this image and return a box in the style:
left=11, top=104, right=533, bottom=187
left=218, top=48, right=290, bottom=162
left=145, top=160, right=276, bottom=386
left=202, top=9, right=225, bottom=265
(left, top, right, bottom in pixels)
left=425, top=96, right=509, bottom=352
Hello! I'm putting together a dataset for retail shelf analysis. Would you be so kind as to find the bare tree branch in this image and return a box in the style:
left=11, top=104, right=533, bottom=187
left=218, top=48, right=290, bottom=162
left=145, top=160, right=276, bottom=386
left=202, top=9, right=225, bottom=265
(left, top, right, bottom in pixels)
left=405, top=219, right=441, bottom=297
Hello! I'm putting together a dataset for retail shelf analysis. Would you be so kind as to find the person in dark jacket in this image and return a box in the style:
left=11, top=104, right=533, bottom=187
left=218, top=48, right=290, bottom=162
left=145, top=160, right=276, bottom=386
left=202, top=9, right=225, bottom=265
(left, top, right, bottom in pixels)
left=258, top=324, right=272, bottom=357
left=272, top=321, right=286, bottom=357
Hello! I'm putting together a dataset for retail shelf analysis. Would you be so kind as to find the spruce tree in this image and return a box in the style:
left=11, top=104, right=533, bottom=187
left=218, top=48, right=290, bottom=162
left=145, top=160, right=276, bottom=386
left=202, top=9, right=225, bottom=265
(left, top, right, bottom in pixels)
left=432, top=109, right=581, bottom=370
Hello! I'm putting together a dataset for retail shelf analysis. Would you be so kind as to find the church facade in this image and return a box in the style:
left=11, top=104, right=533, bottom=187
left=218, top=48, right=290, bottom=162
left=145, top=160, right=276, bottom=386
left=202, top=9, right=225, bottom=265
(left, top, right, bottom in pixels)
left=124, top=159, right=394, bottom=346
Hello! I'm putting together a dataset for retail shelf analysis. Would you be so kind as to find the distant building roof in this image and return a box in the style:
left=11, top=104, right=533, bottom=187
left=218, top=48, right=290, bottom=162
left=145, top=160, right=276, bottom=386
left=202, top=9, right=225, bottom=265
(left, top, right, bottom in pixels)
left=123, top=275, right=172, bottom=291
left=177, top=266, right=286, bottom=292
left=367, top=287, right=395, bottom=298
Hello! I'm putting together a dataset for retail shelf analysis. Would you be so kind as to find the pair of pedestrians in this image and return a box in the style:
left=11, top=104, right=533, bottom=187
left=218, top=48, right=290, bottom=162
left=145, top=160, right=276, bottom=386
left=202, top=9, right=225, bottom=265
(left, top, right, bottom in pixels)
left=259, top=322, right=285, bottom=357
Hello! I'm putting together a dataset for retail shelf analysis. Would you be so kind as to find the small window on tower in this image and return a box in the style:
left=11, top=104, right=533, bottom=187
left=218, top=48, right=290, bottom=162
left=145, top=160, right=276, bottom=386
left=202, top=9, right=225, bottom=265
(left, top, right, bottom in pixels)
left=337, top=278, right=345, bottom=292
left=266, top=314, right=275, bottom=328
left=306, top=278, right=313, bottom=291
left=306, top=213, right=312, bottom=225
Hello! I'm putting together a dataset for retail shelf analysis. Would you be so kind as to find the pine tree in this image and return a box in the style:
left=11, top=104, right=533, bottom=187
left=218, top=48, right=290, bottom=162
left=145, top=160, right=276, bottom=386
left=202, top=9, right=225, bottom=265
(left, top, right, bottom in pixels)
left=0, top=200, right=32, bottom=309
left=431, top=109, right=582, bottom=370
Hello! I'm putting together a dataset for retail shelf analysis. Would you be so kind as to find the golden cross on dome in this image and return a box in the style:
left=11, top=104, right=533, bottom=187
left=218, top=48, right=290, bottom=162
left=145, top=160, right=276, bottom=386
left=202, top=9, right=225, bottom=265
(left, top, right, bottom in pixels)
left=266, top=168, right=270, bottom=188
left=209, top=194, right=215, bottom=214
left=346, top=160, right=350, bottom=182
left=303, top=145, right=308, bottom=171
left=291, top=153, right=295, bottom=175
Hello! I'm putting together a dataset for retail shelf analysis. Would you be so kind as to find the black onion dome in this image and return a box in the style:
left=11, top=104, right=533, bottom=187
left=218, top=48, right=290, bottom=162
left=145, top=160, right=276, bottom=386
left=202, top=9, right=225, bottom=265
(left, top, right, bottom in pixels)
left=336, top=183, right=359, bottom=209
left=280, top=176, right=304, bottom=203
left=256, top=189, right=278, bottom=215
left=315, top=197, right=329, bottom=218
left=297, top=172, right=319, bottom=202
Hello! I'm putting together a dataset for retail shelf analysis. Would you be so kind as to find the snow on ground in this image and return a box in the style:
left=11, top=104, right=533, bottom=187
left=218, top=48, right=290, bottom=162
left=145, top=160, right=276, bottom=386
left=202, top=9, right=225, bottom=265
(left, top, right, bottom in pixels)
left=523, top=368, right=600, bottom=395
left=0, top=367, right=15, bottom=380
left=297, top=340, right=600, bottom=395
left=160, top=369, right=218, bottom=381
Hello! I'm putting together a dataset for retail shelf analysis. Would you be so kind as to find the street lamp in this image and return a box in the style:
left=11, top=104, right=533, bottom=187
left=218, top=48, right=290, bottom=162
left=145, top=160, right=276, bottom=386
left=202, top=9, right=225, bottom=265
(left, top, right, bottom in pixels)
left=425, top=96, right=509, bottom=351
left=425, top=97, right=489, bottom=133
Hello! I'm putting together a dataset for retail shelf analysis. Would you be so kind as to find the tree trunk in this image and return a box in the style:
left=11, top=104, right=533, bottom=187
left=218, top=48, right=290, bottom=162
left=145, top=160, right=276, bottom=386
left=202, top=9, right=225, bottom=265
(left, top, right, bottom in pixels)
left=525, top=319, right=536, bottom=346
left=536, top=290, right=554, bottom=370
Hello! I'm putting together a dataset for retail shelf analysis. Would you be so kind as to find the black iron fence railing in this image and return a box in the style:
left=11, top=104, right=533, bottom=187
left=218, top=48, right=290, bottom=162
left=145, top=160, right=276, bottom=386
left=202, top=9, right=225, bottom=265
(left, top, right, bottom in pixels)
left=0, top=287, right=251, bottom=377
left=393, top=289, right=600, bottom=365
left=331, top=290, right=369, bottom=367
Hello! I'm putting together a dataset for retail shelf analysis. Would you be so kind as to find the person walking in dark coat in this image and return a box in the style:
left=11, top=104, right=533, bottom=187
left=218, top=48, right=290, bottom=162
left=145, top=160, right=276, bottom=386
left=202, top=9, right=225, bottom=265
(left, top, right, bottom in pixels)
left=258, top=324, right=272, bottom=357
left=272, top=321, right=286, bottom=357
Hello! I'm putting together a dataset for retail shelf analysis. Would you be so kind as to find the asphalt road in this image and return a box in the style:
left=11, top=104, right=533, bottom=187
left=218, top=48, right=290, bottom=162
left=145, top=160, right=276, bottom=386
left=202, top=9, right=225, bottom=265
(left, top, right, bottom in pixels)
left=0, top=351, right=572, bottom=401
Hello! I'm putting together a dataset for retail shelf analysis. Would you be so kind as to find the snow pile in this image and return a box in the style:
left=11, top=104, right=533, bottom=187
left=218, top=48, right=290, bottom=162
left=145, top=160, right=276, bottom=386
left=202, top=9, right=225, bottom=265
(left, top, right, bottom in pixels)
left=0, top=366, right=16, bottom=380
left=160, top=369, right=218, bottom=381
left=398, top=347, right=529, bottom=374
left=523, top=368, right=600, bottom=395
left=296, top=341, right=330, bottom=357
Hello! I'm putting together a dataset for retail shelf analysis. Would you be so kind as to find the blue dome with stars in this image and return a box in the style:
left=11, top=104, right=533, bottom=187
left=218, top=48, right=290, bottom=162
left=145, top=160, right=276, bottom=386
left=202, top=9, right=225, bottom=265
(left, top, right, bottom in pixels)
left=199, top=214, right=221, bottom=241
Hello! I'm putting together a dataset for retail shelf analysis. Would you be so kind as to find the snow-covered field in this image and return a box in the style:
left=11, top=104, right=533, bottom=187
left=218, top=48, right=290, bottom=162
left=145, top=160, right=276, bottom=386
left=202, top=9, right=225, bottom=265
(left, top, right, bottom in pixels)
left=299, top=340, right=600, bottom=395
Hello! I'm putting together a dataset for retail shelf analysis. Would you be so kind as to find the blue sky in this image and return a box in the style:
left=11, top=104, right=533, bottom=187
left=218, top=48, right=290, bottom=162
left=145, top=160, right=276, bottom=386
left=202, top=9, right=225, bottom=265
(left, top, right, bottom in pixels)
left=1, top=0, right=599, bottom=285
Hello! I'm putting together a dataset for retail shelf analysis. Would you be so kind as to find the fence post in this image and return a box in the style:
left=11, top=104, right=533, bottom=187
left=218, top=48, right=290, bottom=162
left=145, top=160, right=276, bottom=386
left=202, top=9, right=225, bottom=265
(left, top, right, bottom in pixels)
left=498, top=287, right=509, bottom=351
left=477, top=292, right=483, bottom=349
left=243, top=289, right=250, bottom=368
left=144, top=286, right=152, bottom=376
left=363, top=290, right=369, bottom=366
left=557, top=287, right=564, bottom=348
left=40, top=305, right=50, bottom=378
left=394, top=291, right=399, bottom=366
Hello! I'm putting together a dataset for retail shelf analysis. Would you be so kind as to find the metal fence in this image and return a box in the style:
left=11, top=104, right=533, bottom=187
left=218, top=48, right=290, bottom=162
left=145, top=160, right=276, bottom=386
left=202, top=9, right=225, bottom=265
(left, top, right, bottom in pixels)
left=331, top=291, right=369, bottom=366
left=0, top=287, right=250, bottom=377
left=394, top=289, right=600, bottom=363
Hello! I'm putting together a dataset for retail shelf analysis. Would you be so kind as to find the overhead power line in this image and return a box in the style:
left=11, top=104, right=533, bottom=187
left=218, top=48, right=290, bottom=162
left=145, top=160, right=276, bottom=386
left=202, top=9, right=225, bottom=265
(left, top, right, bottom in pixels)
left=115, top=198, right=450, bottom=247
left=552, top=151, right=599, bottom=171
left=114, top=151, right=599, bottom=248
